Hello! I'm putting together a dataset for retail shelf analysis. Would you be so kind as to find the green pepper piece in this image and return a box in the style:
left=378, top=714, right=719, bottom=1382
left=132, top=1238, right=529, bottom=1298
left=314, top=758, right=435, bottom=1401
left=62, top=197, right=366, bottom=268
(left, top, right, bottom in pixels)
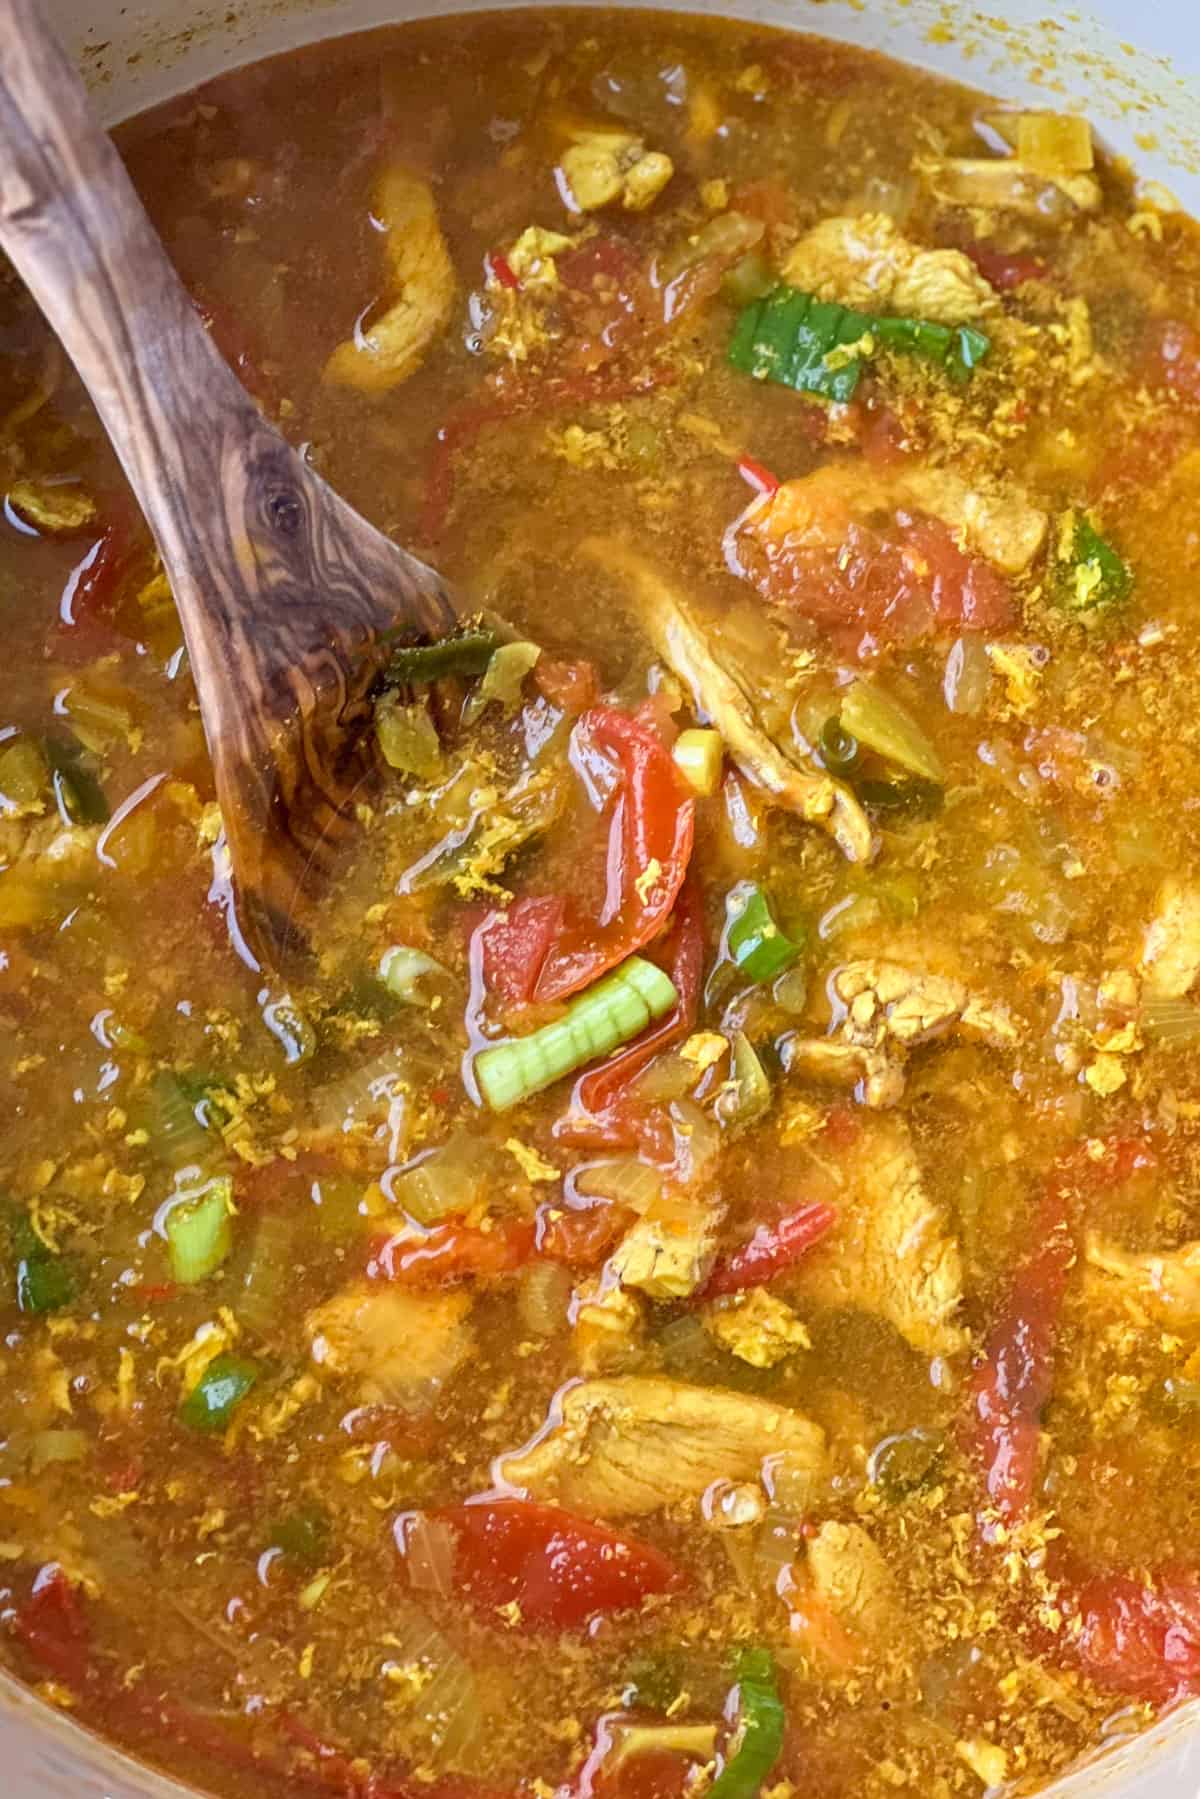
left=12, top=1215, right=75, bottom=1316
left=180, top=1354, right=260, bottom=1433
left=708, top=1647, right=785, bottom=1799
left=818, top=715, right=861, bottom=775
left=855, top=776, right=944, bottom=823
left=725, top=884, right=805, bottom=985
left=381, top=630, right=499, bottom=687
left=1062, top=518, right=1133, bottom=614
left=42, top=734, right=109, bottom=826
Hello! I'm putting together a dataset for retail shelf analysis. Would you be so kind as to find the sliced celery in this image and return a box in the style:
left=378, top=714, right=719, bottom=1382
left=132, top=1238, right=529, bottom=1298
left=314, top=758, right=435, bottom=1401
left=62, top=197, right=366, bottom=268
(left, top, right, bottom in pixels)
left=166, top=1176, right=234, bottom=1283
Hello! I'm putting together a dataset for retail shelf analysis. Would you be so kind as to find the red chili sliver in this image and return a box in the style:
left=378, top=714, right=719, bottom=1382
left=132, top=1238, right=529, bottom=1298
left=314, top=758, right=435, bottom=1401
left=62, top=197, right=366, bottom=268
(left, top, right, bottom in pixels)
left=736, top=455, right=780, bottom=497
left=702, top=1200, right=837, bottom=1298
left=488, top=251, right=520, bottom=291
left=472, top=895, right=566, bottom=1008
left=371, top=1217, right=536, bottom=1285
left=13, top=1566, right=91, bottom=1689
left=402, top=1499, right=684, bottom=1631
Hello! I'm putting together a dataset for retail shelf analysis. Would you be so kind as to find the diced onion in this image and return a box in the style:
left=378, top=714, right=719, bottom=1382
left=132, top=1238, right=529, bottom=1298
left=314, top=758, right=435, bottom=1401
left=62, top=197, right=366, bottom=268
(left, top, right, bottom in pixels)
left=388, top=1130, right=491, bottom=1224
left=164, top=1175, right=234, bottom=1284
left=840, top=679, right=944, bottom=783
left=379, top=945, right=450, bottom=1004
left=401, top=1514, right=458, bottom=1598
left=573, top=1156, right=663, bottom=1214
left=517, top=1259, right=573, bottom=1337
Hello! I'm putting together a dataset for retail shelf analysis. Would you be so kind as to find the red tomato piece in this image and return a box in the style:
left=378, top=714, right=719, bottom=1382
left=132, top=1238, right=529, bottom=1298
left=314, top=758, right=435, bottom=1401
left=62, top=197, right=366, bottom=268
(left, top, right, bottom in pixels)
left=901, top=516, right=1014, bottom=631
left=537, top=1198, right=633, bottom=1267
left=1075, top=1572, right=1200, bottom=1705
left=534, top=708, right=694, bottom=1004
left=406, top=1499, right=684, bottom=1631
left=12, top=1566, right=91, bottom=1689
left=702, top=1201, right=837, bottom=1299
left=533, top=655, right=602, bottom=715
left=371, top=1217, right=536, bottom=1285
left=964, top=242, right=1049, bottom=291
left=472, top=895, right=567, bottom=1008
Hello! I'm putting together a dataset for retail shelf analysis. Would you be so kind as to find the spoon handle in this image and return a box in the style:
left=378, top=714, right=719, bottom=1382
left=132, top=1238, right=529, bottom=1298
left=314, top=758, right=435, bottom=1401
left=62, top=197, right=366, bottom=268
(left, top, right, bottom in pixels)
left=0, top=0, right=453, bottom=953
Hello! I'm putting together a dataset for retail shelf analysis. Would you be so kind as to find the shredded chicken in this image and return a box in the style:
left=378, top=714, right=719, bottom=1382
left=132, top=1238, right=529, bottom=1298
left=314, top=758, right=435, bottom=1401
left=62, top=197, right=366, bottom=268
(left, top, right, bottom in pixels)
left=807, top=1521, right=899, bottom=1638
left=497, top=1375, right=827, bottom=1517
left=607, top=1193, right=724, bottom=1300
left=581, top=536, right=875, bottom=863
left=1140, top=879, right=1200, bottom=1000
left=325, top=167, right=455, bottom=391
left=306, top=1284, right=474, bottom=1404
left=779, top=212, right=996, bottom=326
left=702, top=1288, right=810, bottom=1368
left=784, top=959, right=1018, bottom=1109
left=917, top=154, right=1101, bottom=218
left=792, top=1115, right=968, bottom=1358
left=558, top=128, right=674, bottom=213
left=1084, top=1236, right=1200, bottom=1329
left=753, top=461, right=1047, bottom=578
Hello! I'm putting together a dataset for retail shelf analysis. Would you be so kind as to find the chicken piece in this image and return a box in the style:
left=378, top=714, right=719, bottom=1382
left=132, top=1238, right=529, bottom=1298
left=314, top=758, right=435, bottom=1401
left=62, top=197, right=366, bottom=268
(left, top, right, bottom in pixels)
left=1084, top=1236, right=1200, bottom=1329
left=581, top=536, right=874, bottom=864
left=781, top=1037, right=906, bottom=1111
left=754, top=461, right=1047, bottom=579
left=792, top=1115, right=968, bottom=1358
left=306, top=1283, right=474, bottom=1405
left=779, top=213, right=996, bottom=326
left=702, top=1288, right=811, bottom=1368
left=807, top=1521, right=899, bottom=1640
left=783, top=961, right=1017, bottom=1110
left=607, top=1193, right=724, bottom=1301
left=836, top=961, right=1019, bottom=1053
left=325, top=167, right=455, bottom=392
left=559, top=128, right=674, bottom=213
left=505, top=226, right=574, bottom=291
left=573, top=1276, right=645, bottom=1375
left=498, top=1376, right=827, bottom=1517
left=917, top=154, right=1101, bottom=218
left=1140, top=879, right=1200, bottom=1000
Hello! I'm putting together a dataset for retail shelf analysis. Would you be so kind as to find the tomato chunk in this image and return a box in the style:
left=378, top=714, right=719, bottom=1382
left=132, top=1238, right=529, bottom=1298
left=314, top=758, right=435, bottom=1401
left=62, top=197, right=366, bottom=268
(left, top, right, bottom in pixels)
left=12, top=1566, right=91, bottom=1689
left=1075, top=1572, right=1200, bottom=1705
left=402, top=1499, right=684, bottom=1631
left=471, top=896, right=566, bottom=1009
left=370, top=1218, right=536, bottom=1285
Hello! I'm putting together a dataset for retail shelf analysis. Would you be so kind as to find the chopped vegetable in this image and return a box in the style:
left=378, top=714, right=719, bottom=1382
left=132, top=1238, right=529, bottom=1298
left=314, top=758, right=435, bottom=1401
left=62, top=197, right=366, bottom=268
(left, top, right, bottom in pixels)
left=164, top=1176, right=234, bottom=1284
left=142, top=1070, right=223, bottom=1169
left=379, top=944, right=450, bottom=1003
left=672, top=727, right=723, bottom=797
left=1016, top=111, right=1094, bottom=176
left=463, top=640, right=541, bottom=724
left=269, top=1504, right=331, bottom=1566
left=724, top=883, right=805, bottom=985
left=374, top=690, right=443, bottom=778
left=405, top=1499, right=684, bottom=1631
left=475, top=955, right=678, bottom=1112
left=817, top=716, right=860, bottom=776
left=381, top=629, right=499, bottom=686
left=729, top=286, right=990, bottom=401
left=716, top=1031, right=772, bottom=1130
left=708, top=1647, right=785, bottom=1799
left=868, top=1428, right=944, bottom=1499
left=12, top=1213, right=75, bottom=1315
left=0, top=734, right=50, bottom=811
left=1058, top=515, right=1133, bottom=617
left=855, top=776, right=944, bottom=823
left=42, top=733, right=109, bottom=825
left=389, top=1131, right=490, bottom=1225
left=179, top=1354, right=260, bottom=1433
left=840, top=680, right=945, bottom=783
left=721, top=248, right=775, bottom=308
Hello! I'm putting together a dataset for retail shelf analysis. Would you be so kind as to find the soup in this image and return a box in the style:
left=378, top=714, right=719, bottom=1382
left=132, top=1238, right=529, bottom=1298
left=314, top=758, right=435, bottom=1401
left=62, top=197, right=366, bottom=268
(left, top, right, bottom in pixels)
left=3, top=10, right=1200, bottom=1797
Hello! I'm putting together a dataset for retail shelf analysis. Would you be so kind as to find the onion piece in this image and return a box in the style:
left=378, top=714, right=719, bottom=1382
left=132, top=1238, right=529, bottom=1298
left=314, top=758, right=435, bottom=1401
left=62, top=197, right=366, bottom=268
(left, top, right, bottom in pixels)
left=401, top=1514, right=457, bottom=1598
left=573, top=1156, right=663, bottom=1214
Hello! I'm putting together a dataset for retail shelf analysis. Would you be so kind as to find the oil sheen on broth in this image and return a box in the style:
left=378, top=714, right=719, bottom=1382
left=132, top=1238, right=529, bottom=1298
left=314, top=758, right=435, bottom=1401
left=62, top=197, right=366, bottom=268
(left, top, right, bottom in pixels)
left=2, top=10, right=1200, bottom=1798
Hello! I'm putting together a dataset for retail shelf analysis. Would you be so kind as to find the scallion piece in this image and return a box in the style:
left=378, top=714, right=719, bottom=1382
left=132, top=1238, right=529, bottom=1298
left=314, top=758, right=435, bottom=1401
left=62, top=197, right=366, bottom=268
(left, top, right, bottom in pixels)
left=165, top=1176, right=234, bottom=1284
left=475, top=956, right=678, bottom=1113
left=269, top=1504, right=331, bottom=1566
left=42, top=733, right=109, bottom=826
left=1058, top=515, right=1133, bottom=617
left=381, top=630, right=499, bottom=687
left=724, top=883, right=804, bottom=986
left=378, top=945, right=450, bottom=1004
left=708, top=1647, right=785, bottom=1799
left=11, top=1214, right=75, bottom=1316
left=179, top=1353, right=259, bottom=1433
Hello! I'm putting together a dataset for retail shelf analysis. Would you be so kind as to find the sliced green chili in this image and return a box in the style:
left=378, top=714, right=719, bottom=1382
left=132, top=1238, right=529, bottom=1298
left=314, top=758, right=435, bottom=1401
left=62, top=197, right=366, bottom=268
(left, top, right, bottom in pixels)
left=475, top=956, right=678, bottom=1113
left=725, top=884, right=805, bottom=986
left=708, top=1647, right=785, bottom=1799
left=42, top=733, right=108, bottom=826
left=179, top=1354, right=260, bottom=1433
left=381, top=630, right=499, bottom=687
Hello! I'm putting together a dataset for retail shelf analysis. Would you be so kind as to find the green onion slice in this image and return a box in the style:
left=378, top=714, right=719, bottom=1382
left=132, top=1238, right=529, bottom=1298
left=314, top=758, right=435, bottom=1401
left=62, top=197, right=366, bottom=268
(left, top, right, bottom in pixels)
left=179, top=1354, right=260, bottom=1433
left=165, top=1176, right=234, bottom=1284
left=708, top=1647, right=786, bottom=1799
left=724, top=884, right=805, bottom=986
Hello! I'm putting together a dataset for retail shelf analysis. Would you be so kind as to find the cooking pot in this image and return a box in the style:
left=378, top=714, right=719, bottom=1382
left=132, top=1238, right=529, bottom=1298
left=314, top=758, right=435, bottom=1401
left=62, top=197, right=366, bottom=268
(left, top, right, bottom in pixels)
left=5, top=0, right=1200, bottom=1792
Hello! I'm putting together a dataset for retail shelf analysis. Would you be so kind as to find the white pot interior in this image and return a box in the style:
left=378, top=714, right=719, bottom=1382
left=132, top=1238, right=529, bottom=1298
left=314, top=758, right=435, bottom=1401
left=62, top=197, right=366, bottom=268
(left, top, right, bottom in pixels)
left=6, top=2, right=1200, bottom=1795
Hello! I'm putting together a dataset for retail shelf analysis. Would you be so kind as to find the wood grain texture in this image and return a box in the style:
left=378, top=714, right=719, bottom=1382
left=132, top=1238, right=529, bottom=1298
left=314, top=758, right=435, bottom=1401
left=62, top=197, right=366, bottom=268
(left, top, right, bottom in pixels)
left=0, top=0, right=457, bottom=958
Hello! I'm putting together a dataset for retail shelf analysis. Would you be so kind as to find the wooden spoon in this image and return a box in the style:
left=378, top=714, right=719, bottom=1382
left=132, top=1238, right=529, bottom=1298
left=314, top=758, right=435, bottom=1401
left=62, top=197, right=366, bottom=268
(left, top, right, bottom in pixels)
left=0, top=0, right=457, bottom=960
